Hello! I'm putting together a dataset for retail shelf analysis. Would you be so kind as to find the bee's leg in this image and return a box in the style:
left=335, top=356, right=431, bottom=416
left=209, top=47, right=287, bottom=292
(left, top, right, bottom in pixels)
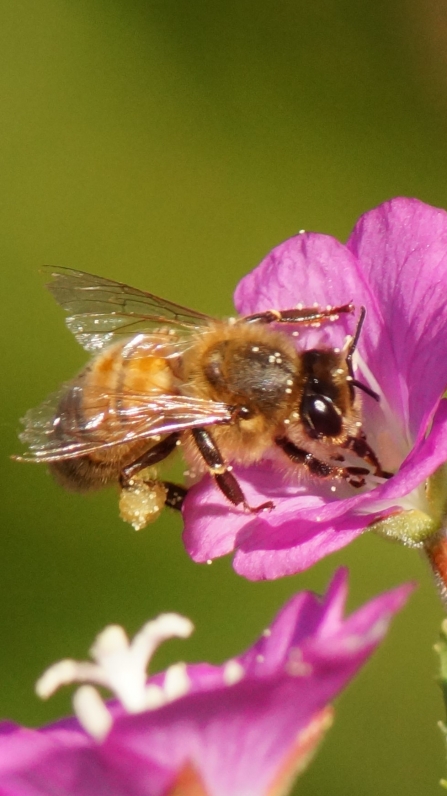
left=275, top=436, right=370, bottom=488
left=341, top=432, right=393, bottom=479
left=242, top=303, right=354, bottom=326
left=191, top=428, right=274, bottom=512
left=120, top=433, right=180, bottom=484
left=162, top=482, right=188, bottom=511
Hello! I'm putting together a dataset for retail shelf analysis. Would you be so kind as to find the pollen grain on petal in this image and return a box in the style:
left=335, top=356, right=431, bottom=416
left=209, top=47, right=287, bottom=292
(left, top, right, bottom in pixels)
left=286, top=649, right=313, bottom=677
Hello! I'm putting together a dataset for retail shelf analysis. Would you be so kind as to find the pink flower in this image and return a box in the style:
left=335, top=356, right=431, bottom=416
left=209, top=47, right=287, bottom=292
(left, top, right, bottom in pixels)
left=0, top=572, right=412, bottom=796
left=183, top=198, right=447, bottom=583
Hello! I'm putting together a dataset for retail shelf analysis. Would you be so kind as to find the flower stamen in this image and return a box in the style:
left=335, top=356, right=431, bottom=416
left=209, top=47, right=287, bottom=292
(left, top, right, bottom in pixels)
left=36, top=613, right=194, bottom=739
left=73, top=685, right=113, bottom=741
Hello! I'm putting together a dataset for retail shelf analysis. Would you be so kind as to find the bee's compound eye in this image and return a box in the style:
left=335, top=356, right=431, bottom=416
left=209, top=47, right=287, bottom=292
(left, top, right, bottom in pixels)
left=301, top=394, right=342, bottom=438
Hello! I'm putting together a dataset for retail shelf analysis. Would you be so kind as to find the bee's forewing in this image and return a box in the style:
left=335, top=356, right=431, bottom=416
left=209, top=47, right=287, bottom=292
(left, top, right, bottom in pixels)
left=42, top=266, right=218, bottom=352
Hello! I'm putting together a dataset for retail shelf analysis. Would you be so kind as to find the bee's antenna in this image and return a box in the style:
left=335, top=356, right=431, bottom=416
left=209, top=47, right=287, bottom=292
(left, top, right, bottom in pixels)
left=346, top=307, right=380, bottom=402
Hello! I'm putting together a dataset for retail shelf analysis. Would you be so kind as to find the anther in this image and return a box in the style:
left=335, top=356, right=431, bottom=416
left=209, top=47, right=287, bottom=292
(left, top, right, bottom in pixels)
left=223, top=660, right=244, bottom=686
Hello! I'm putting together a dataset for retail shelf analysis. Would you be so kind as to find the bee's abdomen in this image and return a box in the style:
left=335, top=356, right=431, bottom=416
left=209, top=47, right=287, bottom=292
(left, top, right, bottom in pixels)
left=49, top=455, right=122, bottom=492
left=49, top=375, right=125, bottom=491
left=48, top=341, right=177, bottom=492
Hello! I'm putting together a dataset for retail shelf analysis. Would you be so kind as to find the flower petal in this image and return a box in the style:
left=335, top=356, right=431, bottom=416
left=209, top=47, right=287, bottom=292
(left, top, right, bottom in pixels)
left=0, top=574, right=412, bottom=796
left=0, top=721, right=175, bottom=796
left=234, top=231, right=385, bottom=364
left=347, top=197, right=447, bottom=437
left=102, top=574, right=412, bottom=796
left=183, top=399, right=447, bottom=580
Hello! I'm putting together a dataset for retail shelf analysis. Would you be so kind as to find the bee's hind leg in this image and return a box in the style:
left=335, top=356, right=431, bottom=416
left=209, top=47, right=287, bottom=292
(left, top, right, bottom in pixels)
left=120, top=433, right=179, bottom=488
left=162, top=481, right=188, bottom=511
left=120, top=432, right=181, bottom=485
left=118, top=433, right=185, bottom=529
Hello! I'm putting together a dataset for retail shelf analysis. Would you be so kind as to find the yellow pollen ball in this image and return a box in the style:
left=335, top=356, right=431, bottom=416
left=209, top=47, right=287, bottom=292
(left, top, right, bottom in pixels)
left=119, top=481, right=167, bottom=531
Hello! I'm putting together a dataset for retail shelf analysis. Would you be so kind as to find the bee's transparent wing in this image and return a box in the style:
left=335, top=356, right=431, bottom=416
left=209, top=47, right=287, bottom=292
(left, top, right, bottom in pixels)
left=15, top=385, right=232, bottom=462
left=42, top=266, right=218, bottom=352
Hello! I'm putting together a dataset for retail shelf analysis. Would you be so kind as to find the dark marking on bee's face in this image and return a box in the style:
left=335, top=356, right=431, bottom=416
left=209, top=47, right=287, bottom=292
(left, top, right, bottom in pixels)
left=203, top=340, right=297, bottom=416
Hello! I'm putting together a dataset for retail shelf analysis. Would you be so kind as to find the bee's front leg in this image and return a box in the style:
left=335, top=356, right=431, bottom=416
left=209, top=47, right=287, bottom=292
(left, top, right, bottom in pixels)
left=191, top=427, right=274, bottom=513
left=341, top=432, right=392, bottom=479
left=275, top=436, right=370, bottom=488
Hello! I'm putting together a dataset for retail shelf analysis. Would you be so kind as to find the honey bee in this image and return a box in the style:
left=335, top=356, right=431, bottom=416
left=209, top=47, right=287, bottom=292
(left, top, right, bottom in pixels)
left=16, top=267, right=387, bottom=530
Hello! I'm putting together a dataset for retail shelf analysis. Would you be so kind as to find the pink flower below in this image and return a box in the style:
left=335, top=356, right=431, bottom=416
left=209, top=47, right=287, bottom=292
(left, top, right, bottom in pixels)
left=0, top=571, right=412, bottom=796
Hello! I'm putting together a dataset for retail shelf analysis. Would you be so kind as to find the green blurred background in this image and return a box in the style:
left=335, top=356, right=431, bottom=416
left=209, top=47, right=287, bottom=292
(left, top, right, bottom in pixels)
left=2, top=1, right=447, bottom=793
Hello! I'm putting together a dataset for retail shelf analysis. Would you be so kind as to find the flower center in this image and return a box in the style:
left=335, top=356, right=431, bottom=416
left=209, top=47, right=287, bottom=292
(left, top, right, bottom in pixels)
left=36, top=613, right=194, bottom=741
left=354, top=351, right=411, bottom=472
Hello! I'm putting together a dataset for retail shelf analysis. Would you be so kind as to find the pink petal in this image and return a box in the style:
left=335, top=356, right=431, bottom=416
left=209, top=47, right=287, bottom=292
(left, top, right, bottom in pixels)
left=234, top=232, right=379, bottom=353
left=347, top=197, right=447, bottom=437
left=0, top=574, right=413, bottom=796
left=104, top=573, right=412, bottom=796
left=232, top=513, right=368, bottom=580
left=183, top=401, right=447, bottom=580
